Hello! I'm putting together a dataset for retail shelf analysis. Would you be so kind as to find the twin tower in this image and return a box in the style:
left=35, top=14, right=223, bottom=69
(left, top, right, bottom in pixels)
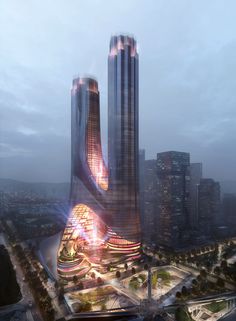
left=58, top=35, right=141, bottom=279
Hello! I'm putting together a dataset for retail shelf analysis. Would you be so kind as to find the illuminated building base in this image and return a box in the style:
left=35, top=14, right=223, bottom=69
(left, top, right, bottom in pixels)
left=57, top=204, right=141, bottom=279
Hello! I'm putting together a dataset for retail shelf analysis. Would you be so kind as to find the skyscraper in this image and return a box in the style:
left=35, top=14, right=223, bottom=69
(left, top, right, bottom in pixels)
left=198, top=178, right=221, bottom=237
left=143, top=159, right=158, bottom=244
left=222, top=193, right=236, bottom=235
left=139, top=149, right=145, bottom=240
left=156, top=151, right=190, bottom=249
left=189, top=163, right=202, bottom=228
left=57, top=35, right=141, bottom=279
left=107, top=35, right=140, bottom=246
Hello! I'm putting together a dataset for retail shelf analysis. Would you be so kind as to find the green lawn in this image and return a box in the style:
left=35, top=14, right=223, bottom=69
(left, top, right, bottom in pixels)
left=205, top=301, right=227, bottom=313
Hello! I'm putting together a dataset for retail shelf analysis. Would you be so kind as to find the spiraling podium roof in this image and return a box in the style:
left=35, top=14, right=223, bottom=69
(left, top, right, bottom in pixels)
left=58, top=35, right=141, bottom=279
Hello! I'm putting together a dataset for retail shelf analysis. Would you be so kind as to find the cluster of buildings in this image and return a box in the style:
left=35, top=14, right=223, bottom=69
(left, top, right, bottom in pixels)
left=139, top=150, right=235, bottom=251
left=0, top=191, right=67, bottom=238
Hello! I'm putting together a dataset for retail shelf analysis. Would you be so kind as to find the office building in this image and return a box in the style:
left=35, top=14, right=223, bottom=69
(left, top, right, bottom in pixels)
left=198, top=178, right=221, bottom=237
left=156, top=151, right=190, bottom=250
left=143, top=159, right=158, bottom=244
left=222, top=193, right=236, bottom=235
left=189, top=163, right=202, bottom=228
left=139, top=149, right=145, bottom=240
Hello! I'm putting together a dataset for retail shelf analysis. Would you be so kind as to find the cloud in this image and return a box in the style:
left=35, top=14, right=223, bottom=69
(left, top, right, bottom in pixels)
left=0, top=0, right=236, bottom=181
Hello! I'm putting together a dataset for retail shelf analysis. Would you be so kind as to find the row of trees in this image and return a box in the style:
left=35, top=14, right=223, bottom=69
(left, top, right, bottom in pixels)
left=1, top=219, right=55, bottom=321
left=175, top=271, right=226, bottom=301
left=0, top=244, right=21, bottom=306
left=213, top=261, right=236, bottom=283
left=13, top=243, right=55, bottom=321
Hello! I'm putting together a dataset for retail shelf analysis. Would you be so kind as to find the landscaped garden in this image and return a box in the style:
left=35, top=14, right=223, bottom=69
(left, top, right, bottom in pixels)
left=64, top=285, right=134, bottom=312
left=122, top=266, right=189, bottom=300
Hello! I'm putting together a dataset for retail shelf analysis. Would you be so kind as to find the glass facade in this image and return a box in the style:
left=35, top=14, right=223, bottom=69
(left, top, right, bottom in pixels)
left=58, top=36, right=141, bottom=279
left=156, top=151, right=190, bottom=249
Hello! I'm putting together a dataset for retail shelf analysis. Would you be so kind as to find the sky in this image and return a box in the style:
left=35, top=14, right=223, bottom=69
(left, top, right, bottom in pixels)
left=0, top=0, right=236, bottom=183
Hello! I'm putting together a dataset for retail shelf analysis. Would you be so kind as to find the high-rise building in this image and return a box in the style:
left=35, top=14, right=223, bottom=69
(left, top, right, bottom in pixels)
left=107, top=35, right=140, bottom=246
left=198, top=178, right=221, bottom=237
left=143, top=159, right=158, bottom=244
left=139, top=149, right=145, bottom=240
left=222, top=193, right=236, bottom=235
left=57, top=35, right=141, bottom=279
left=156, top=151, right=190, bottom=250
left=189, top=163, right=202, bottom=228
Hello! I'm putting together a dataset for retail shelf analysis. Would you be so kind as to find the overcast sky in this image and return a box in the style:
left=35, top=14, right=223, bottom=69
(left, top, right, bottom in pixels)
left=0, top=0, right=236, bottom=182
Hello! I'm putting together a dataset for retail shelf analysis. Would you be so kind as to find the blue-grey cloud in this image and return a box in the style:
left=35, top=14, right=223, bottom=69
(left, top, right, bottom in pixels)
left=0, top=0, right=236, bottom=182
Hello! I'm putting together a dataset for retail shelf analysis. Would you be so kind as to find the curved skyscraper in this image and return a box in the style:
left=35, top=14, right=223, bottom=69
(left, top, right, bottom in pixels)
left=58, top=35, right=141, bottom=279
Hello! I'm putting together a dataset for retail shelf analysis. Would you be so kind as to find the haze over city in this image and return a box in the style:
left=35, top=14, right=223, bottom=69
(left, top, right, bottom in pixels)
left=1, top=0, right=236, bottom=182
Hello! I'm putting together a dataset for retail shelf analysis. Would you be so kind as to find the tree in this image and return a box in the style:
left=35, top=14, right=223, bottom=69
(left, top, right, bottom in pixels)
left=131, top=267, right=136, bottom=275
left=200, top=283, right=207, bottom=294
left=221, top=260, right=228, bottom=270
left=79, top=301, right=92, bottom=312
left=100, top=303, right=107, bottom=311
left=116, top=271, right=121, bottom=278
left=197, top=275, right=202, bottom=282
left=181, top=286, right=188, bottom=297
left=144, top=264, right=149, bottom=271
left=216, top=277, right=225, bottom=288
left=73, top=275, right=78, bottom=284
left=78, top=282, right=84, bottom=290
left=175, top=307, right=192, bottom=321
left=200, top=269, right=207, bottom=279
left=214, top=266, right=221, bottom=276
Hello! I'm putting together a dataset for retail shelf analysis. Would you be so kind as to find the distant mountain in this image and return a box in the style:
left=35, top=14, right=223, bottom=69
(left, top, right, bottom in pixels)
left=0, top=178, right=70, bottom=199
left=220, top=181, right=236, bottom=195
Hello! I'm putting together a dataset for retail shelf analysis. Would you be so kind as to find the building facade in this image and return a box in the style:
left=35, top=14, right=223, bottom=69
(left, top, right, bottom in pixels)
left=156, top=151, right=190, bottom=250
left=222, top=193, right=236, bottom=235
left=58, top=35, right=141, bottom=279
left=139, top=149, right=146, bottom=240
left=143, top=159, right=158, bottom=245
left=189, top=163, right=202, bottom=228
left=198, top=178, right=221, bottom=237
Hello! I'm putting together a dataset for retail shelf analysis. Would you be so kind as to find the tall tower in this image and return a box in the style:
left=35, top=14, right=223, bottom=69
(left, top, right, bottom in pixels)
left=189, top=163, right=202, bottom=228
left=156, top=151, right=190, bottom=249
left=58, top=35, right=141, bottom=279
left=198, top=178, right=221, bottom=237
left=107, top=35, right=140, bottom=244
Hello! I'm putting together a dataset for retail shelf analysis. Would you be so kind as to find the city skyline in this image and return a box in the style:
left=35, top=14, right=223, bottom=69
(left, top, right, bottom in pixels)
left=1, top=0, right=236, bottom=182
left=0, top=2, right=236, bottom=320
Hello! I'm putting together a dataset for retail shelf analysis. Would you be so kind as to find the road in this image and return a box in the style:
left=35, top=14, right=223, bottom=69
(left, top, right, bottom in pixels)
left=219, top=309, right=236, bottom=321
